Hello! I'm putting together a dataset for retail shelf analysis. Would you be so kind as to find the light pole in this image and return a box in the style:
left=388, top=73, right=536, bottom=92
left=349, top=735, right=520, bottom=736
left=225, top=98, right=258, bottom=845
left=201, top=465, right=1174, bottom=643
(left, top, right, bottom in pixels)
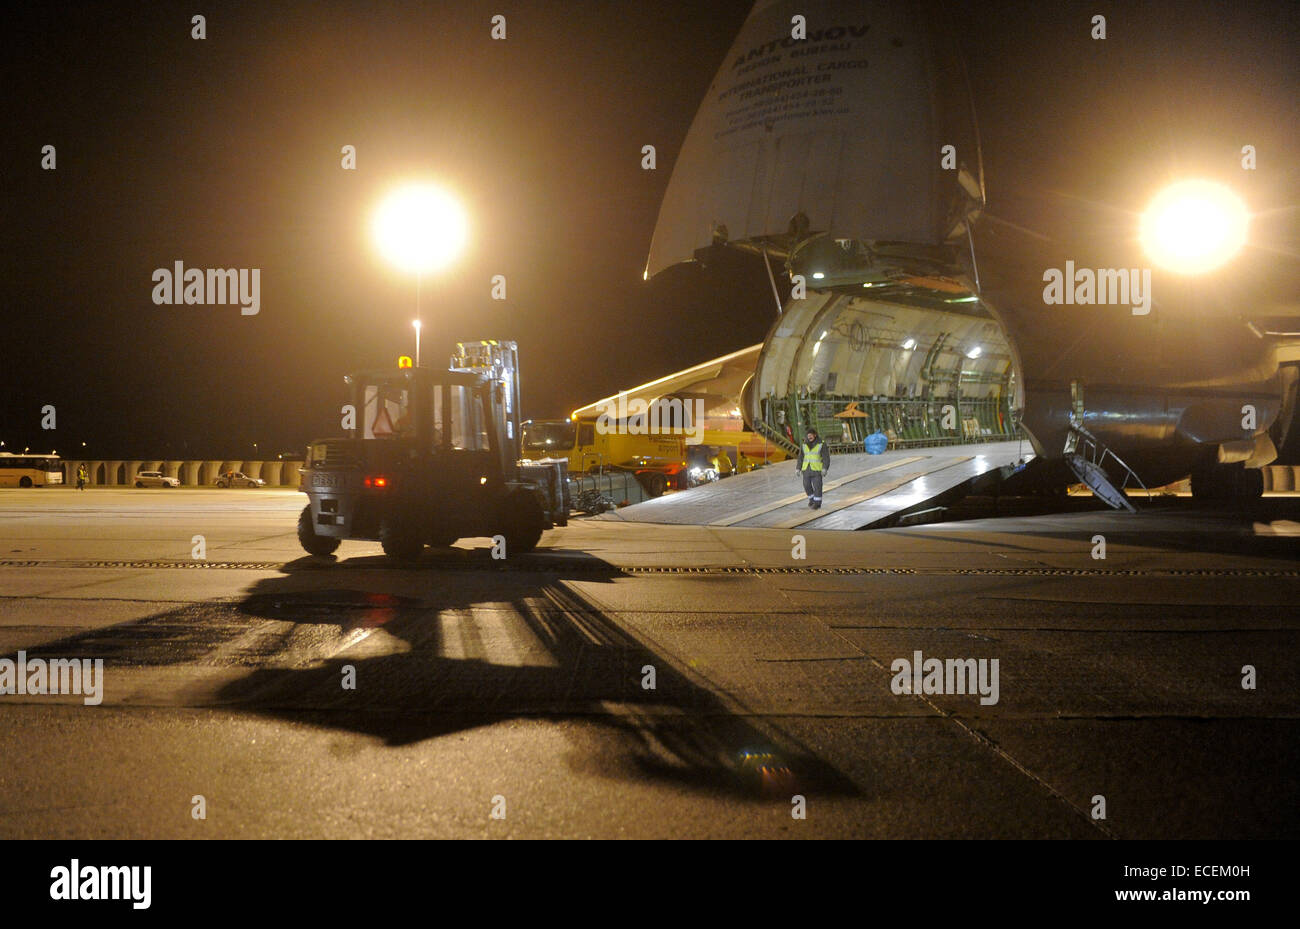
left=372, top=182, right=468, bottom=368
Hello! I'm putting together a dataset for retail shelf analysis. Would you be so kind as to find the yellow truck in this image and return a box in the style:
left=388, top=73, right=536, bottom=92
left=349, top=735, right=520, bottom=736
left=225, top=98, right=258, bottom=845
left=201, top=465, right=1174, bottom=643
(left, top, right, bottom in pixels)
left=521, top=419, right=787, bottom=498
left=521, top=418, right=687, bottom=497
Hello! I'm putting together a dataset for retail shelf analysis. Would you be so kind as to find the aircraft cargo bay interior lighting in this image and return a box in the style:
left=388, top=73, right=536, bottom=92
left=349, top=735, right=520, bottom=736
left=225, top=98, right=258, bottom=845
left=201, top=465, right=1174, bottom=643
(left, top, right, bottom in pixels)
left=966, top=346, right=982, bottom=359
left=902, top=338, right=917, bottom=350
left=1139, top=179, right=1249, bottom=275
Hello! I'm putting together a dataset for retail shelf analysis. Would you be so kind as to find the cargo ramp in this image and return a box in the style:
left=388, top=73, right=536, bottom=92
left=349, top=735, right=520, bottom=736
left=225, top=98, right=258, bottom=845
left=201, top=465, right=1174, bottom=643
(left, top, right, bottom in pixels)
left=599, top=441, right=1029, bottom=530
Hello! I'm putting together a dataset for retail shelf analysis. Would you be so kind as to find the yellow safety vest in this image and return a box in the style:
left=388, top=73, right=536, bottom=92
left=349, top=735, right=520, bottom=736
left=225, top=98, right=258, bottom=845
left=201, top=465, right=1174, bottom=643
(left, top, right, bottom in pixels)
left=800, top=442, right=823, bottom=471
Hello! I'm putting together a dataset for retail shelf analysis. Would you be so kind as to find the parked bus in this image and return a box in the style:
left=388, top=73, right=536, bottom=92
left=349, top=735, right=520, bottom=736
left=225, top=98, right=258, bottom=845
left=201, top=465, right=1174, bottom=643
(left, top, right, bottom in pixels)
left=0, top=453, right=63, bottom=487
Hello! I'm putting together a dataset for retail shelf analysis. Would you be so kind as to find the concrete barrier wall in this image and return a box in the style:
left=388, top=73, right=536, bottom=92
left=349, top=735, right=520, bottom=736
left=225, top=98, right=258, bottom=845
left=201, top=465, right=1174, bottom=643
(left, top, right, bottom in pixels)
left=56, top=459, right=306, bottom=486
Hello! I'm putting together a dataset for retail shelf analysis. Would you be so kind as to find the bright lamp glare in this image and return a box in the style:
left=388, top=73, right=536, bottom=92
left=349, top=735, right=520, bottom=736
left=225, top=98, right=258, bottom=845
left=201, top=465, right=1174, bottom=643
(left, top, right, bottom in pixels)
left=372, top=183, right=468, bottom=274
left=1139, top=180, right=1248, bottom=275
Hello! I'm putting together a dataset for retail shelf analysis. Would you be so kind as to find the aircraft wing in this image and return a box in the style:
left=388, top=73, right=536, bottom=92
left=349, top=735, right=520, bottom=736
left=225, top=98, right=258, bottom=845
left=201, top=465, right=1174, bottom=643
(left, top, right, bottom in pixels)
left=570, top=345, right=762, bottom=424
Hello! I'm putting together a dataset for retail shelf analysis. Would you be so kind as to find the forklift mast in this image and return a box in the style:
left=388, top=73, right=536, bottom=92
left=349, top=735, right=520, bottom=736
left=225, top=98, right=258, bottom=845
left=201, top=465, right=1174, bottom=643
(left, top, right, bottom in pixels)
left=450, top=340, right=522, bottom=463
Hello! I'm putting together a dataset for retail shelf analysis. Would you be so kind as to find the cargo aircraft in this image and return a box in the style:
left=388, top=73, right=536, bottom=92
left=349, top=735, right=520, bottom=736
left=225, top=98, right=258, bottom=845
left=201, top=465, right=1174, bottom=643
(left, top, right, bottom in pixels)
left=633, top=0, right=1298, bottom=507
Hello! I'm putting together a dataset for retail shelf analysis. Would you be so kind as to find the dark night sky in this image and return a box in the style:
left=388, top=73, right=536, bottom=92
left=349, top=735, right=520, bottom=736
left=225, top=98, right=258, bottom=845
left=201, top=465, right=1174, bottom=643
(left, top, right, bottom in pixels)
left=3, top=1, right=1296, bottom=459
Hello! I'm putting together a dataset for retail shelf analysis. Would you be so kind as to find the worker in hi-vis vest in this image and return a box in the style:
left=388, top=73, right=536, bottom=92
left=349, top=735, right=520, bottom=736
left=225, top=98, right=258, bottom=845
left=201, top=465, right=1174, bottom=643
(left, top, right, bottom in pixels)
left=797, top=427, right=830, bottom=509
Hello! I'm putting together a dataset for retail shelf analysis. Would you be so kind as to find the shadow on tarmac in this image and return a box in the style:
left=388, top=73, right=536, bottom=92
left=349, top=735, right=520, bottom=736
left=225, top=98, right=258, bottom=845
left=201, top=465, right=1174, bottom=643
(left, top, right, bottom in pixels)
left=13, top=547, right=860, bottom=803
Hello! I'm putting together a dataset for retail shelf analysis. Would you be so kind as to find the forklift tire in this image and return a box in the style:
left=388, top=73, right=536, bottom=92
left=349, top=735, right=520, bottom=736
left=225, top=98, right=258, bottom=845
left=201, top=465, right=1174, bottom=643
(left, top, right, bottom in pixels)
left=1191, top=463, right=1262, bottom=500
left=1242, top=467, right=1264, bottom=498
left=298, top=505, right=340, bottom=557
left=501, top=493, right=544, bottom=555
left=1189, top=464, right=1221, bottom=500
left=380, top=516, right=424, bottom=561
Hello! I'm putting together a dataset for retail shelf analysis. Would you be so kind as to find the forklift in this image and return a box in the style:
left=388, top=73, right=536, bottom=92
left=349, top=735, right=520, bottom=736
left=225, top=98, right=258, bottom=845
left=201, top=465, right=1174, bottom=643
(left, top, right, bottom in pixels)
left=297, top=340, right=567, bottom=560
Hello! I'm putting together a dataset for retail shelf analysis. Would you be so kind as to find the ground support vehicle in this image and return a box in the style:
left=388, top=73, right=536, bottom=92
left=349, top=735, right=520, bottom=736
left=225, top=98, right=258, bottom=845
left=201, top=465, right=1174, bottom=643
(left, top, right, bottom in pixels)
left=298, top=341, right=567, bottom=560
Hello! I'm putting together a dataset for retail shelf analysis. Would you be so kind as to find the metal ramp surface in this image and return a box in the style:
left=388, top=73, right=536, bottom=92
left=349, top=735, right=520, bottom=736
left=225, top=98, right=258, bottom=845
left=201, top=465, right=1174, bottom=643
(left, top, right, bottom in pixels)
left=599, top=440, right=1029, bottom=530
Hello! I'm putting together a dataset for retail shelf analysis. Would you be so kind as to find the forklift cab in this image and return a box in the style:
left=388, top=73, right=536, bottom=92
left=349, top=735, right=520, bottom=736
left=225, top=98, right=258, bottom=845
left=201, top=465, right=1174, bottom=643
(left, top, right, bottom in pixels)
left=350, top=367, right=516, bottom=521
left=356, top=369, right=513, bottom=468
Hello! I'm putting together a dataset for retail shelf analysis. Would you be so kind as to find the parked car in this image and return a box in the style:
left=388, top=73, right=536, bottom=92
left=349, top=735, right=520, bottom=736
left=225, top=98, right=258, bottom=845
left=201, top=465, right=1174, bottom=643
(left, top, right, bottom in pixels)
left=214, top=470, right=265, bottom=488
left=134, top=470, right=180, bottom=488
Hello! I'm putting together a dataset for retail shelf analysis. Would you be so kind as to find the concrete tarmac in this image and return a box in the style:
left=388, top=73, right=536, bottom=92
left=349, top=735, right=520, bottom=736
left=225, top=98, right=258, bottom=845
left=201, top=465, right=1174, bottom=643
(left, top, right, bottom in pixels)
left=0, top=487, right=1296, bottom=838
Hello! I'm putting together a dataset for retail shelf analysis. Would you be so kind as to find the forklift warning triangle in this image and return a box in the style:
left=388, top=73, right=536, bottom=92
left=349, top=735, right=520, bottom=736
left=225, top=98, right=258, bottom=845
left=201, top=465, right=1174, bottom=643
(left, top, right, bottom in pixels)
left=372, top=406, right=395, bottom=437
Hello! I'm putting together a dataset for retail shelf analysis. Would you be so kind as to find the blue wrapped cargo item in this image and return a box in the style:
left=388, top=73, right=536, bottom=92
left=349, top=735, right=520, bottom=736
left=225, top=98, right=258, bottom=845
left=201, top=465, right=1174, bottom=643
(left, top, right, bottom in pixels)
left=864, top=432, right=888, bottom=455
